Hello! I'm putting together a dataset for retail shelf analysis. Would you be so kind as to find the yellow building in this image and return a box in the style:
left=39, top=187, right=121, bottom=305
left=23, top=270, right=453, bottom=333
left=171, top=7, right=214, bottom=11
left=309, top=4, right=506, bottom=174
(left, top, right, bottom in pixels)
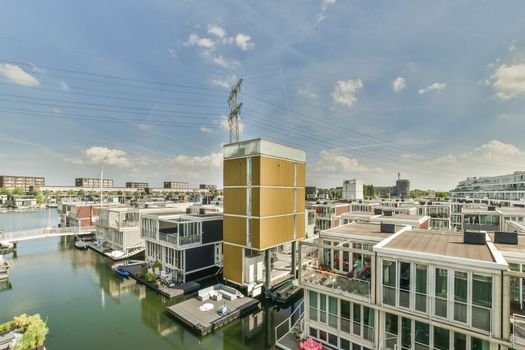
left=223, top=138, right=306, bottom=296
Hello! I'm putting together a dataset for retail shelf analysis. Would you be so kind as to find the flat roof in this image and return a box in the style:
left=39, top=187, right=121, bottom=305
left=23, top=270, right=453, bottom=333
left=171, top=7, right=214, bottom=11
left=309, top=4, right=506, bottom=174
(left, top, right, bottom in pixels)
left=321, top=222, right=401, bottom=241
left=489, top=233, right=525, bottom=255
left=382, top=230, right=495, bottom=263
left=497, top=208, right=525, bottom=216
left=462, top=208, right=498, bottom=215
left=223, top=138, right=306, bottom=162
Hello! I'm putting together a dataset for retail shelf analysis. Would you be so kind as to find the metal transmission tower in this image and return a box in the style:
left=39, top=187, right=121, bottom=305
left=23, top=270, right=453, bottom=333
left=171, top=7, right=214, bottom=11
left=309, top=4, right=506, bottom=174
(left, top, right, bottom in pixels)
left=227, top=79, right=243, bottom=143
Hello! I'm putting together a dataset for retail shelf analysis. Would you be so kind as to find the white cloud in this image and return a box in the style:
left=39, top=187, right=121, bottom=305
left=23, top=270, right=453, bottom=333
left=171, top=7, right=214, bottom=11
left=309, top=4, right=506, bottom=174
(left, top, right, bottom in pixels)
left=52, top=107, right=62, bottom=114
left=83, top=146, right=131, bottom=167
left=0, top=63, right=40, bottom=87
left=210, top=74, right=237, bottom=89
left=235, top=34, right=254, bottom=50
left=392, top=76, right=406, bottom=93
left=171, top=152, right=222, bottom=170
left=490, top=63, right=525, bottom=101
left=60, top=81, right=70, bottom=91
left=208, top=24, right=226, bottom=39
left=212, top=54, right=239, bottom=68
left=330, top=79, right=363, bottom=107
left=314, top=151, right=382, bottom=174
left=185, top=34, right=215, bottom=50
left=468, top=139, right=522, bottom=161
left=200, top=126, right=213, bottom=133
left=318, top=0, right=337, bottom=22
left=418, top=82, right=446, bottom=94
left=298, top=88, right=318, bottom=98
left=136, top=123, right=152, bottom=131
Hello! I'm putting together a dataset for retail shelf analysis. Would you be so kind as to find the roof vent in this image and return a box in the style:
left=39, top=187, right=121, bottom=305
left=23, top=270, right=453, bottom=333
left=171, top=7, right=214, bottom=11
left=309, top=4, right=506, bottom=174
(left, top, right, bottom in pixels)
left=463, top=231, right=486, bottom=245
left=494, top=231, right=518, bottom=245
left=374, top=208, right=383, bottom=215
left=380, top=222, right=396, bottom=234
left=383, top=210, right=393, bottom=217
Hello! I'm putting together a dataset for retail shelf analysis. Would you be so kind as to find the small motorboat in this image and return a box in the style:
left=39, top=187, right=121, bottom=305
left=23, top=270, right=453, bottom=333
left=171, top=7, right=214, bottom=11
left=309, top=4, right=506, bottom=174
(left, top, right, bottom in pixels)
left=110, top=251, right=125, bottom=259
left=271, top=279, right=303, bottom=305
left=74, top=241, right=88, bottom=250
left=114, top=266, right=130, bottom=278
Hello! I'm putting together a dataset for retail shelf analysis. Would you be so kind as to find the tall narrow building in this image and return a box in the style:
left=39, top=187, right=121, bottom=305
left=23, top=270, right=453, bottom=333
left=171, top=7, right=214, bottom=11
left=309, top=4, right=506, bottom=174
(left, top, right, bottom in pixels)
left=223, top=139, right=306, bottom=296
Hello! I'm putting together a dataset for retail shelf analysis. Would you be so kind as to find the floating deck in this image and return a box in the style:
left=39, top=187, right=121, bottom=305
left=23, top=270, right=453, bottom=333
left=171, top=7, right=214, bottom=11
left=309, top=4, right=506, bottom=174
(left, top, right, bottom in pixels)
left=121, top=264, right=199, bottom=299
left=167, top=296, right=260, bottom=335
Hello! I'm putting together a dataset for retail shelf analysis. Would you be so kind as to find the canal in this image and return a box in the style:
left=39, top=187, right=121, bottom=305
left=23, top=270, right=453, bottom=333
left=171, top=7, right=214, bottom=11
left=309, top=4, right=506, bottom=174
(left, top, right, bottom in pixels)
left=0, top=210, right=296, bottom=349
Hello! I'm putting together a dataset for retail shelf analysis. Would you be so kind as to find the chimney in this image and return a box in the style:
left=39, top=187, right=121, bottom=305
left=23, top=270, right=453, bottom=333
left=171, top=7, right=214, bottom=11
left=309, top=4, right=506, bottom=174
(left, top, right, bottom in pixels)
left=494, top=231, right=518, bottom=245
left=463, top=231, right=486, bottom=245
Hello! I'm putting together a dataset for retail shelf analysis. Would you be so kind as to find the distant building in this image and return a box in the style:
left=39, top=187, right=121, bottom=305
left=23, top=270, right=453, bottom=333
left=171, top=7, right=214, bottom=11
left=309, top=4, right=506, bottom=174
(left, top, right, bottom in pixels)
left=450, top=171, right=525, bottom=201
left=199, top=184, right=217, bottom=191
left=126, top=182, right=149, bottom=190
left=373, top=173, right=410, bottom=198
left=7, top=195, right=37, bottom=209
left=75, top=178, right=114, bottom=188
left=342, top=179, right=364, bottom=200
left=163, top=181, right=189, bottom=190
left=0, top=175, right=45, bottom=192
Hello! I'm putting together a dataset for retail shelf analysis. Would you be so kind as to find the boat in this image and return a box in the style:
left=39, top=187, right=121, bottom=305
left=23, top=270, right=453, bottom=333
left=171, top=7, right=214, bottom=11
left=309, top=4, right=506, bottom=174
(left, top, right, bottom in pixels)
left=74, top=241, right=88, bottom=250
left=114, top=266, right=130, bottom=278
left=270, top=279, right=303, bottom=304
left=0, top=255, right=10, bottom=281
left=110, top=250, right=125, bottom=259
left=0, top=241, right=13, bottom=249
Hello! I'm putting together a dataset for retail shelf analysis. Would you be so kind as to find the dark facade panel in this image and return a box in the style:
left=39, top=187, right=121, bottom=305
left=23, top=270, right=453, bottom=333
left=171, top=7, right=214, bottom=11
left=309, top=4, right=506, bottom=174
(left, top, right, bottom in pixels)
left=185, top=266, right=220, bottom=282
left=185, top=244, right=215, bottom=271
left=202, top=219, right=223, bottom=244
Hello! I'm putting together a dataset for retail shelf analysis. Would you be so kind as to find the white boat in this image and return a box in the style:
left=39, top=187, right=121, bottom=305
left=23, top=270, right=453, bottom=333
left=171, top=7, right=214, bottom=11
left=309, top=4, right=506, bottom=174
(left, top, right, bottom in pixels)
left=74, top=241, right=88, bottom=250
left=110, top=251, right=125, bottom=259
left=0, top=255, right=10, bottom=280
left=0, top=241, right=13, bottom=249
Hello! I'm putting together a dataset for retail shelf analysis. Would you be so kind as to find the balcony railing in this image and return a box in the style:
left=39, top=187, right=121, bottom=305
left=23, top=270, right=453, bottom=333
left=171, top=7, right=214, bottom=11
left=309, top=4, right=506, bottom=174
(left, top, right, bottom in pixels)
left=513, top=314, right=525, bottom=348
left=301, top=267, right=370, bottom=301
left=158, top=232, right=201, bottom=247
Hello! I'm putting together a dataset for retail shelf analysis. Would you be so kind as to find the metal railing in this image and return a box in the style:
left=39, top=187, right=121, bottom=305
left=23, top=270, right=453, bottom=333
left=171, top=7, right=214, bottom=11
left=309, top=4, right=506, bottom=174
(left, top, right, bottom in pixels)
left=275, top=300, right=304, bottom=346
left=513, top=313, right=525, bottom=347
left=0, top=226, right=95, bottom=241
left=301, top=268, right=371, bottom=300
left=158, top=232, right=201, bottom=247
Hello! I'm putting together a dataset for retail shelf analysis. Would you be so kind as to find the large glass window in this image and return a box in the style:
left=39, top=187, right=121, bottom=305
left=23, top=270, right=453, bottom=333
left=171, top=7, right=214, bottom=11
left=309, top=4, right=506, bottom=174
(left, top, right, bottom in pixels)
left=454, top=272, right=468, bottom=323
left=414, top=321, right=429, bottom=350
left=471, top=337, right=490, bottom=350
left=363, top=307, right=374, bottom=342
left=309, top=291, right=318, bottom=322
left=328, top=296, right=338, bottom=329
left=401, top=317, right=411, bottom=350
left=415, top=264, right=427, bottom=313
left=453, top=332, right=466, bottom=350
left=435, top=268, right=448, bottom=318
left=385, top=313, right=398, bottom=349
left=340, top=300, right=351, bottom=333
left=433, top=326, right=450, bottom=350
left=320, top=293, right=327, bottom=324
left=472, top=274, right=492, bottom=331
left=383, top=260, right=396, bottom=306
left=399, top=262, right=411, bottom=308
left=352, top=303, right=361, bottom=336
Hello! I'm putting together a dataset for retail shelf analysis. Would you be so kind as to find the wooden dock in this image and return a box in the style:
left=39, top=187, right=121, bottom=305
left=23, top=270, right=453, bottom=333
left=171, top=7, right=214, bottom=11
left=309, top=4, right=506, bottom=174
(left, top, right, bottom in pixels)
left=167, top=296, right=260, bottom=335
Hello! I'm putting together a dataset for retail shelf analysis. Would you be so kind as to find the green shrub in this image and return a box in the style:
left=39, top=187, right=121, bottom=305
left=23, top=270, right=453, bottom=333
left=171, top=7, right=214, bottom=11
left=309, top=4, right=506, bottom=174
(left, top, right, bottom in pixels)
left=3, top=314, right=49, bottom=350
left=152, top=260, right=162, bottom=270
left=145, top=272, right=155, bottom=282
left=0, top=320, right=15, bottom=332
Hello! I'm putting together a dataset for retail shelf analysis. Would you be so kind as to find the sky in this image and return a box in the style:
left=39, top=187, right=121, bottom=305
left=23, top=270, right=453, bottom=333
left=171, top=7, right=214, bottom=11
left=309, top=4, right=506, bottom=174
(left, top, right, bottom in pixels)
left=0, top=0, right=525, bottom=191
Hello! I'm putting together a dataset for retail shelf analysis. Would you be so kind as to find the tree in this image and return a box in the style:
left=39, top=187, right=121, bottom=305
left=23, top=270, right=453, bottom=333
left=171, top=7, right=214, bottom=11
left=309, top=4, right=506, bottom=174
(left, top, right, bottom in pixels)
left=12, top=187, right=25, bottom=195
left=35, top=194, right=44, bottom=204
left=77, top=189, right=85, bottom=196
left=363, top=185, right=375, bottom=199
left=116, top=190, right=123, bottom=196
left=67, top=189, right=76, bottom=196
left=435, top=192, right=449, bottom=200
left=0, top=188, right=11, bottom=196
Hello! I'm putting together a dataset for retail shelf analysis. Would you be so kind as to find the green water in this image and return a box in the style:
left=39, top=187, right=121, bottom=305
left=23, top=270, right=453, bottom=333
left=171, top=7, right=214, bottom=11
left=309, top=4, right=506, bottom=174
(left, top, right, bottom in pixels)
left=0, top=211, right=296, bottom=349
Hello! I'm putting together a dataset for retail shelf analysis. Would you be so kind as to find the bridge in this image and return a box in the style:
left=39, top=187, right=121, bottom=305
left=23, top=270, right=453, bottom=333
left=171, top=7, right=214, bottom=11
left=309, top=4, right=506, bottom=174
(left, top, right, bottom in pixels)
left=0, top=226, right=96, bottom=243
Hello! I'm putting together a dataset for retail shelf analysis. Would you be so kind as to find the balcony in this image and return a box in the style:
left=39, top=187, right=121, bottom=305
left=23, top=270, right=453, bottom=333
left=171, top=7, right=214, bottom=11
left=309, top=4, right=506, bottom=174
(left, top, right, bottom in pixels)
left=301, top=267, right=370, bottom=301
left=158, top=232, right=201, bottom=247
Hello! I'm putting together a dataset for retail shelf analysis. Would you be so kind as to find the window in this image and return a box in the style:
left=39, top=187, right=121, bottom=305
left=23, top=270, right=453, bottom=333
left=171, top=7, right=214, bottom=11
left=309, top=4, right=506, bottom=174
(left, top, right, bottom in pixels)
left=472, top=274, right=492, bottom=331
left=415, top=264, right=427, bottom=313
left=414, top=321, right=429, bottom=350
left=340, top=338, right=350, bottom=350
left=401, top=317, right=411, bottom=350
left=435, top=268, right=448, bottom=318
left=399, top=262, right=411, bottom=308
left=320, top=294, right=327, bottom=323
left=309, top=291, right=318, bottom=322
left=328, top=296, right=338, bottom=328
left=352, top=303, right=361, bottom=336
left=471, top=337, right=489, bottom=350
left=309, top=327, right=317, bottom=338
left=433, top=326, right=450, bottom=350
left=453, top=332, right=466, bottom=350
left=454, top=272, right=468, bottom=323
left=385, top=312, right=398, bottom=348
left=363, top=307, right=374, bottom=342
left=383, top=260, right=396, bottom=306
left=340, top=300, right=351, bottom=333
left=328, top=333, right=338, bottom=347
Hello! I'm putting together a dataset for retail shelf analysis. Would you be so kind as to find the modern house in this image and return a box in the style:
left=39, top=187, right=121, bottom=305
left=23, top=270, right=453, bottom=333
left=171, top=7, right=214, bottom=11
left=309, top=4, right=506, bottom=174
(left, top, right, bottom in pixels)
left=309, top=202, right=350, bottom=231
left=222, top=138, right=306, bottom=297
left=141, top=209, right=223, bottom=283
left=450, top=171, right=525, bottom=201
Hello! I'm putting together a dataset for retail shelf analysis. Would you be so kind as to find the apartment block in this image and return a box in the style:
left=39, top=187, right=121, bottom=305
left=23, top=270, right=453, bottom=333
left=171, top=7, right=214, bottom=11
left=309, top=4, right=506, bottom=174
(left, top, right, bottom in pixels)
left=126, top=182, right=149, bottom=189
left=141, top=209, right=223, bottom=283
left=75, top=178, right=114, bottom=188
left=222, top=138, right=306, bottom=297
left=278, top=222, right=525, bottom=350
left=0, top=175, right=45, bottom=192
left=343, top=179, right=364, bottom=200
left=309, top=202, right=350, bottom=231
left=163, top=181, right=189, bottom=190
left=450, top=171, right=525, bottom=201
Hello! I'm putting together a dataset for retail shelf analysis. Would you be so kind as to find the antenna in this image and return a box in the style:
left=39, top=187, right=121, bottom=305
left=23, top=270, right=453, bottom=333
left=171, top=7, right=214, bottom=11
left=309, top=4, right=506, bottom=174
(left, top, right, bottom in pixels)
left=228, top=79, right=243, bottom=143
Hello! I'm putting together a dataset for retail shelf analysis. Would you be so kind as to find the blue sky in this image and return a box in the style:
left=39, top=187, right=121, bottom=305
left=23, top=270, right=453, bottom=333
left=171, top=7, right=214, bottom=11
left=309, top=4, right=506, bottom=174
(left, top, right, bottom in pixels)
left=0, top=0, right=524, bottom=190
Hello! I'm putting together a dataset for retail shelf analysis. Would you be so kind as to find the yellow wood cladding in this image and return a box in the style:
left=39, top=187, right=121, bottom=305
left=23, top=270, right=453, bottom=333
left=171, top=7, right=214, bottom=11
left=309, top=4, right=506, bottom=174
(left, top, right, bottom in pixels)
left=223, top=215, right=246, bottom=246
left=256, top=215, right=295, bottom=249
left=251, top=218, right=260, bottom=249
left=224, top=158, right=246, bottom=186
left=297, top=162, right=306, bottom=187
left=297, top=188, right=305, bottom=213
left=254, top=156, right=297, bottom=187
left=253, top=188, right=295, bottom=217
left=296, top=212, right=305, bottom=239
left=223, top=244, right=243, bottom=284
left=223, top=188, right=246, bottom=215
